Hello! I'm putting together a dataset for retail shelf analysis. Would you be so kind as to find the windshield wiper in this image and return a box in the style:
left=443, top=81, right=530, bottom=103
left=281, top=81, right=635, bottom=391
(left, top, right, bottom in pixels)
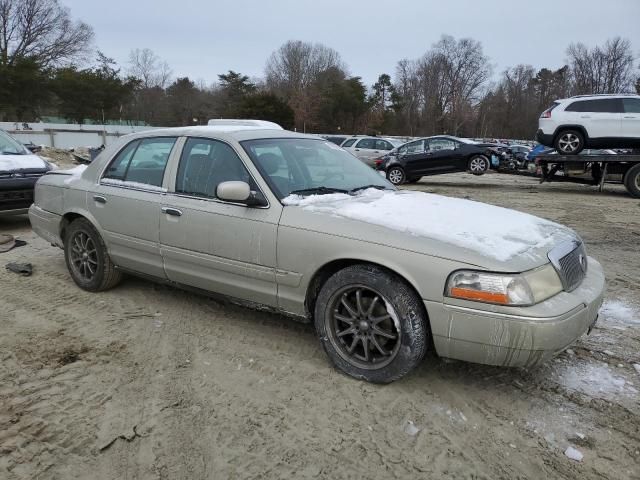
left=289, top=186, right=349, bottom=196
left=349, top=185, right=391, bottom=194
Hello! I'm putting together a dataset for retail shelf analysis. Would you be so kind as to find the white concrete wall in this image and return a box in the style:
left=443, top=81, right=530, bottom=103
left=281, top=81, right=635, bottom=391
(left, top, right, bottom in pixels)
left=1, top=122, right=159, bottom=149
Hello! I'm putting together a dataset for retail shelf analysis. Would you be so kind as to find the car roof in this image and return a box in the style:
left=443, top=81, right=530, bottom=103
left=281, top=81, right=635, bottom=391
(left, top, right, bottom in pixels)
left=556, top=94, right=640, bottom=103
left=122, top=126, right=314, bottom=142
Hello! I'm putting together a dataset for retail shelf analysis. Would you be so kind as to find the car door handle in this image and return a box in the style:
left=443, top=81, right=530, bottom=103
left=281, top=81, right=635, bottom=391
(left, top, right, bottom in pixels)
left=161, top=207, right=182, bottom=217
left=354, top=149, right=360, bottom=151
left=93, top=195, right=107, bottom=204
left=580, top=115, right=591, bottom=118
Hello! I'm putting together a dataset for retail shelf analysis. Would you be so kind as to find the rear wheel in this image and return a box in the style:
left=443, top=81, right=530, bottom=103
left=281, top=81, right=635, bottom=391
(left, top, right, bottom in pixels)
left=469, top=155, right=489, bottom=175
left=314, top=264, right=429, bottom=383
left=64, top=218, right=122, bottom=291
left=554, top=130, right=584, bottom=155
left=387, top=166, right=406, bottom=185
left=623, top=164, right=640, bottom=198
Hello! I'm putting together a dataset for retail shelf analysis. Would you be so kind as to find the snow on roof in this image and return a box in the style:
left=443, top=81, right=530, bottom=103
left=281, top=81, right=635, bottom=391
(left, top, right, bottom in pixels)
left=283, top=188, right=573, bottom=262
left=206, top=119, right=283, bottom=130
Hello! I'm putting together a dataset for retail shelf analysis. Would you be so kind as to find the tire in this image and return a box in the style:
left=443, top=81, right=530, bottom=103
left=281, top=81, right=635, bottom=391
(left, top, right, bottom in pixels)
left=468, top=155, right=489, bottom=175
left=554, top=129, right=584, bottom=155
left=623, top=164, right=640, bottom=198
left=387, top=166, right=405, bottom=185
left=313, top=264, right=429, bottom=383
left=64, top=218, right=122, bottom=291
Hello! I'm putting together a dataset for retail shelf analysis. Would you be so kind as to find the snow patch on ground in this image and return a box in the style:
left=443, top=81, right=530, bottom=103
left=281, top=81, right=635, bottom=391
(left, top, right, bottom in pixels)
left=600, top=299, right=639, bottom=325
left=554, top=361, right=637, bottom=398
left=283, top=188, right=574, bottom=261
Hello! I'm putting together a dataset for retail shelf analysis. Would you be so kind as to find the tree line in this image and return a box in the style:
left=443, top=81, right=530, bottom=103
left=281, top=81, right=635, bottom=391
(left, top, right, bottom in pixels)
left=1, top=0, right=639, bottom=140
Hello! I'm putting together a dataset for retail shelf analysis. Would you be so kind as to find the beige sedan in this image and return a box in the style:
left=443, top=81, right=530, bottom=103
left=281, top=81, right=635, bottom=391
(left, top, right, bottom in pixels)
left=29, top=121, right=605, bottom=383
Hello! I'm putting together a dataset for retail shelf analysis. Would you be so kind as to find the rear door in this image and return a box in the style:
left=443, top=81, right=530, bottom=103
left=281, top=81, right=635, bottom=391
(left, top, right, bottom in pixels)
left=567, top=99, right=622, bottom=139
left=352, top=138, right=379, bottom=164
left=88, top=136, right=178, bottom=278
left=159, top=137, right=280, bottom=307
left=621, top=98, right=640, bottom=138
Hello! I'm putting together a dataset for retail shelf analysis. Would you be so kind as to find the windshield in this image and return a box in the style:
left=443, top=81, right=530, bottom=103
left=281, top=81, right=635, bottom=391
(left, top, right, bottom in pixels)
left=241, top=138, right=394, bottom=199
left=0, top=130, right=28, bottom=155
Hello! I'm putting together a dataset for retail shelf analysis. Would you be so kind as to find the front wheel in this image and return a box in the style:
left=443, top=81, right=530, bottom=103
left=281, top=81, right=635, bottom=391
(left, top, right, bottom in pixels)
left=314, top=264, right=429, bottom=383
left=469, top=155, right=489, bottom=175
left=387, top=166, right=405, bottom=185
left=64, top=218, right=123, bottom=291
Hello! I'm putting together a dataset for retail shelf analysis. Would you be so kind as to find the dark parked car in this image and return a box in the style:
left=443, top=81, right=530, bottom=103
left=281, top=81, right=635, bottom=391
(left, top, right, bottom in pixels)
left=376, top=135, right=491, bottom=185
left=0, top=129, right=54, bottom=215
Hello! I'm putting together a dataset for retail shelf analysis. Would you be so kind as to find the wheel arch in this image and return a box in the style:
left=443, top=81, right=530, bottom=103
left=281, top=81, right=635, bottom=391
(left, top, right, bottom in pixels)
left=60, top=208, right=102, bottom=243
left=552, top=125, right=589, bottom=143
left=304, top=258, right=429, bottom=323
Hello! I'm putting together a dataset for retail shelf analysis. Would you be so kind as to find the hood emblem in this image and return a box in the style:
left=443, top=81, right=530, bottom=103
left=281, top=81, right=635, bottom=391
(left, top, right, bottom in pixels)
left=578, top=253, right=587, bottom=272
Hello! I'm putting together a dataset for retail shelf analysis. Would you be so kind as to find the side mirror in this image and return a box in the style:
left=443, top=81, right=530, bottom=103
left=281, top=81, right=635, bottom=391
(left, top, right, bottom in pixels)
left=217, top=181, right=250, bottom=203
left=216, top=181, right=268, bottom=207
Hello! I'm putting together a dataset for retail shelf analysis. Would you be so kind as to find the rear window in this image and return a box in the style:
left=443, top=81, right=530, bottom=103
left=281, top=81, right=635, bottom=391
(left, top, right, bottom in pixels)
left=565, top=99, right=623, bottom=113
left=341, top=139, right=357, bottom=148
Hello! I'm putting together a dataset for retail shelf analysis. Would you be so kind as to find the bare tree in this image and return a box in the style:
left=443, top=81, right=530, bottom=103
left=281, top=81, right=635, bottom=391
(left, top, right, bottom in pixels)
left=0, top=0, right=93, bottom=67
left=567, top=37, right=635, bottom=94
left=265, top=40, right=346, bottom=130
left=127, top=48, right=172, bottom=88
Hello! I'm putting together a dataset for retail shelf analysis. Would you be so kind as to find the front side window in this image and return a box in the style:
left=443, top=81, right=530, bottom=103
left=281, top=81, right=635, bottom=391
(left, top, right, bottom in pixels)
left=623, top=98, right=640, bottom=113
left=103, top=137, right=177, bottom=187
left=175, top=137, right=254, bottom=199
left=242, top=138, right=391, bottom=199
left=355, top=138, right=376, bottom=149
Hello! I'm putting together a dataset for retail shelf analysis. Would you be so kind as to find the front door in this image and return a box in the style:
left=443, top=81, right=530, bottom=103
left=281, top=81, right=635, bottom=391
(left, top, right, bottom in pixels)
left=621, top=98, right=640, bottom=139
left=159, top=137, right=280, bottom=307
left=88, top=136, right=178, bottom=278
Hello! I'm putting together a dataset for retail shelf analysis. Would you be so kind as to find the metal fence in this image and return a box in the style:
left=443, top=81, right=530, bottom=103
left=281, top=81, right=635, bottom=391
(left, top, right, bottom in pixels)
left=1, top=122, right=158, bottom=149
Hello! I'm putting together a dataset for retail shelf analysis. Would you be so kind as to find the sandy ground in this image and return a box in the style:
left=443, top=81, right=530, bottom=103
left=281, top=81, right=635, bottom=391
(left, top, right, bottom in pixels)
left=1, top=172, right=639, bottom=480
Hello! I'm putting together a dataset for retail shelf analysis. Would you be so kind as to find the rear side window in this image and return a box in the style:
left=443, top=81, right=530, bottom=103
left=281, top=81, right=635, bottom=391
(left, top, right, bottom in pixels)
left=375, top=139, right=392, bottom=150
left=341, top=139, right=357, bottom=148
left=566, top=99, right=623, bottom=113
left=103, top=137, right=177, bottom=187
left=355, top=138, right=376, bottom=149
left=623, top=98, right=640, bottom=113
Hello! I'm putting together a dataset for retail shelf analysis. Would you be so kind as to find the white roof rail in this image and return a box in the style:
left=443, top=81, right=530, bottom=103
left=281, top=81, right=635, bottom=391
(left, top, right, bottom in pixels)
left=207, top=119, right=283, bottom=130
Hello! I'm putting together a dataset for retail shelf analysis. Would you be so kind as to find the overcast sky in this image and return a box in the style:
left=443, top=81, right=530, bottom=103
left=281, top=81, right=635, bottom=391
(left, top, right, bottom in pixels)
left=62, top=0, right=640, bottom=87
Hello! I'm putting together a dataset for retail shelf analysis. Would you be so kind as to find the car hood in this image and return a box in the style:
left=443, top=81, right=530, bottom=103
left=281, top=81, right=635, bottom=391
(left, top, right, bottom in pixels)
left=0, top=154, right=49, bottom=173
left=280, top=188, right=579, bottom=272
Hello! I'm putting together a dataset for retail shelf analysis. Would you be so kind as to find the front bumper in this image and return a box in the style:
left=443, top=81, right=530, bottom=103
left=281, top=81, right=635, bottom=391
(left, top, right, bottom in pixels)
left=425, top=257, right=605, bottom=368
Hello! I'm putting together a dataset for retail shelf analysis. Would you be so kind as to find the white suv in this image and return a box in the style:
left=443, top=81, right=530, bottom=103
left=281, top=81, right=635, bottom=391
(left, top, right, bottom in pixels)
left=537, top=94, right=640, bottom=154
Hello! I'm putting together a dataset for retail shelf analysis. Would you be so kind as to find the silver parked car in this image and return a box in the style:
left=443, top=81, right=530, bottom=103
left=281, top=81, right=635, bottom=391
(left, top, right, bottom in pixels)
left=29, top=121, right=605, bottom=383
left=340, top=136, right=403, bottom=167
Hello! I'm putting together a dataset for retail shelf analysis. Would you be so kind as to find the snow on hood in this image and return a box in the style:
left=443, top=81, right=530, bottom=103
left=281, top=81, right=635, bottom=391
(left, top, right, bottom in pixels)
left=283, top=189, right=576, bottom=262
left=0, top=154, right=48, bottom=172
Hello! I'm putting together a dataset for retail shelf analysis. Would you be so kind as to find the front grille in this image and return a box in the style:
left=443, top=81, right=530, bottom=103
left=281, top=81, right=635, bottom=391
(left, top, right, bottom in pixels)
left=0, top=189, right=34, bottom=209
left=548, top=241, right=587, bottom=292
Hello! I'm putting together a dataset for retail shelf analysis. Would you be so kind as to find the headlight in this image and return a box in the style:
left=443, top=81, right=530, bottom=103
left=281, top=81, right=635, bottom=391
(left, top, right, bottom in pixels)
left=445, top=264, right=563, bottom=306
